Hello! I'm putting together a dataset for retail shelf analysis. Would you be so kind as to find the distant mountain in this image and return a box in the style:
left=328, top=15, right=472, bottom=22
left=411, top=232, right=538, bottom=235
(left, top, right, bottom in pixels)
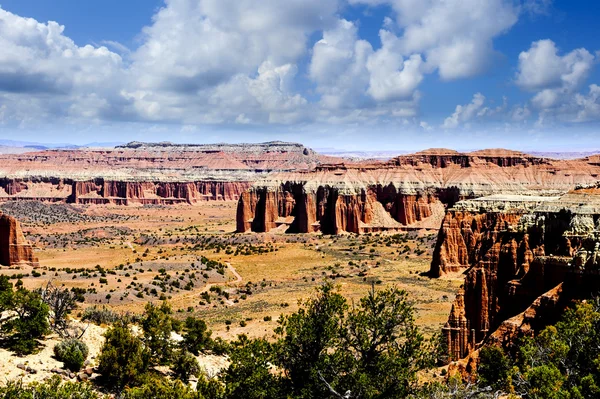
left=316, top=149, right=410, bottom=160
left=0, top=140, right=125, bottom=150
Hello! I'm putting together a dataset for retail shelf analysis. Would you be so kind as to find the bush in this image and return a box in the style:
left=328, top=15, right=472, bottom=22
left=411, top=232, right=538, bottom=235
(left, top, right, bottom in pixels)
left=3, top=287, right=50, bottom=355
left=54, top=339, right=89, bottom=372
left=97, top=320, right=148, bottom=389
left=172, top=350, right=201, bottom=383
left=181, top=317, right=213, bottom=355
left=0, top=375, right=103, bottom=398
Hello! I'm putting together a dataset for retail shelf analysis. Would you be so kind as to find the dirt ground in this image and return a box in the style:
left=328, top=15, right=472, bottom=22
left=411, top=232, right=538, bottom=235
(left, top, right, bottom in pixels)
left=4, top=200, right=461, bottom=342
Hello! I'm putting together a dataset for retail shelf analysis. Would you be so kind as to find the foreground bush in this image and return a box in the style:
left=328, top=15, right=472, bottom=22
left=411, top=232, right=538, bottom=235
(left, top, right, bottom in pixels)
left=97, top=320, right=148, bottom=389
left=0, top=276, right=50, bottom=355
left=476, top=300, right=600, bottom=398
left=0, top=375, right=102, bottom=399
left=54, top=339, right=89, bottom=372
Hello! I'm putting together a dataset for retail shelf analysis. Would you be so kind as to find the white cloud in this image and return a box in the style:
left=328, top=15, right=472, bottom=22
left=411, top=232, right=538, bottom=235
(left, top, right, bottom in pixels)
left=350, top=0, right=519, bottom=80
left=443, top=93, right=486, bottom=129
left=366, top=30, right=424, bottom=101
left=510, top=105, right=531, bottom=122
left=0, top=8, right=125, bottom=122
left=516, top=39, right=599, bottom=124
left=573, top=84, right=600, bottom=122
left=309, top=19, right=373, bottom=110
left=516, top=39, right=594, bottom=91
left=131, top=0, right=339, bottom=93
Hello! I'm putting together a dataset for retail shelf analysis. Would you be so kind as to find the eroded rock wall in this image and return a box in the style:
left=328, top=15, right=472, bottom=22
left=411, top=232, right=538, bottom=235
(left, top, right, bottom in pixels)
left=0, top=177, right=252, bottom=205
left=236, top=183, right=440, bottom=234
left=0, top=213, right=38, bottom=267
left=436, top=196, right=600, bottom=360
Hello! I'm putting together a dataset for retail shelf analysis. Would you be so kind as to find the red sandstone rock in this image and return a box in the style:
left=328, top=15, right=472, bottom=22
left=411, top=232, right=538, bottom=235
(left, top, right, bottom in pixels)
left=236, top=183, right=440, bottom=234
left=437, top=190, right=600, bottom=361
left=0, top=213, right=38, bottom=267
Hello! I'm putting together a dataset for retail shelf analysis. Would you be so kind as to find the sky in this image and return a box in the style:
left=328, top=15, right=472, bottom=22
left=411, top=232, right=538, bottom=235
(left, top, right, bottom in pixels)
left=0, top=0, right=599, bottom=151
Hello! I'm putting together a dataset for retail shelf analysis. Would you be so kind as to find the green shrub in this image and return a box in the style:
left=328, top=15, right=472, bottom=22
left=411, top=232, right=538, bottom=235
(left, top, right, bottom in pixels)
left=172, top=350, right=201, bottom=383
left=0, top=375, right=103, bottom=398
left=98, top=320, right=149, bottom=389
left=54, top=339, right=89, bottom=372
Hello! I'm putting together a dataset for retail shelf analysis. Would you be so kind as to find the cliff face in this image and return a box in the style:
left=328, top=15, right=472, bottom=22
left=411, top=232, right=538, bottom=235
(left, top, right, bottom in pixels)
left=0, top=177, right=252, bottom=205
left=0, top=213, right=38, bottom=267
left=435, top=190, right=600, bottom=360
left=71, top=179, right=251, bottom=205
left=236, top=183, right=440, bottom=234
left=238, top=149, right=600, bottom=234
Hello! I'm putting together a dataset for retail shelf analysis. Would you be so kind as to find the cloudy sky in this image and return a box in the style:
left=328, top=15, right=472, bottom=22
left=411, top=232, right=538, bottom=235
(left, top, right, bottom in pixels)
left=0, top=0, right=599, bottom=151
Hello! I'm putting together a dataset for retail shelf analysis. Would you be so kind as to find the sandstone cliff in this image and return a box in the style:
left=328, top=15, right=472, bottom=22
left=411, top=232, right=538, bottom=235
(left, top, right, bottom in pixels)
left=238, top=149, right=600, bottom=234
left=0, top=212, right=38, bottom=267
left=436, top=189, right=600, bottom=360
left=236, top=181, right=440, bottom=234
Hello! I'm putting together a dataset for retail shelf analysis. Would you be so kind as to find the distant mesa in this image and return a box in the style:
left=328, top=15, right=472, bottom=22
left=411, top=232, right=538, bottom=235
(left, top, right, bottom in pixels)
left=0, top=141, right=336, bottom=205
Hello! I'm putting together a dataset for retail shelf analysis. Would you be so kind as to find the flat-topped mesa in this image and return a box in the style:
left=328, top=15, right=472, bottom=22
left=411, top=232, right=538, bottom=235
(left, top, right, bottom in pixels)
left=0, top=141, right=340, bottom=205
left=434, top=189, right=600, bottom=360
left=388, top=148, right=550, bottom=168
left=117, top=140, right=316, bottom=156
left=0, top=212, right=38, bottom=267
left=237, top=149, right=600, bottom=234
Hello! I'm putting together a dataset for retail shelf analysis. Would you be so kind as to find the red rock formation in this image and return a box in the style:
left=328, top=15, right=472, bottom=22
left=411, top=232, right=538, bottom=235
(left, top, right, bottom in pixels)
left=0, top=213, right=38, bottom=267
left=431, top=211, right=527, bottom=277
left=436, top=190, right=600, bottom=360
left=236, top=183, right=440, bottom=234
left=238, top=148, right=600, bottom=234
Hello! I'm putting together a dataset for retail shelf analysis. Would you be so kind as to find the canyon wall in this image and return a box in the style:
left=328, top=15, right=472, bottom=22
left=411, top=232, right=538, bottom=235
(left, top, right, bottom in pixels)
left=0, top=212, right=38, bottom=267
left=238, top=149, right=600, bottom=234
left=434, top=190, right=600, bottom=360
left=0, top=177, right=252, bottom=205
left=236, top=182, right=440, bottom=234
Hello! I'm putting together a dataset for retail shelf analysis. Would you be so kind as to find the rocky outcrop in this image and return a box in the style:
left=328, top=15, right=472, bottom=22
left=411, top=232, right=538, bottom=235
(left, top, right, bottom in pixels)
left=0, top=212, right=38, bottom=267
left=436, top=189, right=600, bottom=360
left=236, top=182, right=440, bottom=234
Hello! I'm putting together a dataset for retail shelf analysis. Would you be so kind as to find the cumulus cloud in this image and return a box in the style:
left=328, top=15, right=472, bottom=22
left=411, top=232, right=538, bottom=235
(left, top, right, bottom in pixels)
left=131, top=0, right=339, bottom=93
left=443, top=93, right=486, bottom=128
left=350, top=0, right=519, bottom=80
left=0, top=8, right=126, bottom=122
left=516, top=39, right=599, bottom=124
left=366, top=31, right=423, bottom=101
left=309, top=19, right=373, bottom=110
left=0, top=0, right=577, bottom=134
left=516, top=39, right=595, bottom=92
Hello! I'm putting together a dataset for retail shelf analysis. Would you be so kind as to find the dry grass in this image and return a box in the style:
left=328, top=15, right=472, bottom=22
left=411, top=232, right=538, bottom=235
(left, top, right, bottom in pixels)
left=9, top=201, right=460, bottom=341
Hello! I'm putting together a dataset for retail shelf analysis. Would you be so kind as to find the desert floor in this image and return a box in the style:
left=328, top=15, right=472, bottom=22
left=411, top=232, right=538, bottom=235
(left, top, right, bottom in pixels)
left=2, top=200, right=462, bottom=342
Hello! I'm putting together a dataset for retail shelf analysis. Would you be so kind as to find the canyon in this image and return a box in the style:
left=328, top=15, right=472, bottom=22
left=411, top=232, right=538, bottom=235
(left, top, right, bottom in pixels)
left=433, top=187, right=600, bottom=361
left=0, top=142, right=336, bottom=205
left=237, top=149, right=600, bottom=234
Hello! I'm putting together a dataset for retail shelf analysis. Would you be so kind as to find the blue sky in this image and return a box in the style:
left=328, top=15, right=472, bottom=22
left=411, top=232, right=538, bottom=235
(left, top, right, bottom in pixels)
left=0, top=0, right=599, bottom=151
